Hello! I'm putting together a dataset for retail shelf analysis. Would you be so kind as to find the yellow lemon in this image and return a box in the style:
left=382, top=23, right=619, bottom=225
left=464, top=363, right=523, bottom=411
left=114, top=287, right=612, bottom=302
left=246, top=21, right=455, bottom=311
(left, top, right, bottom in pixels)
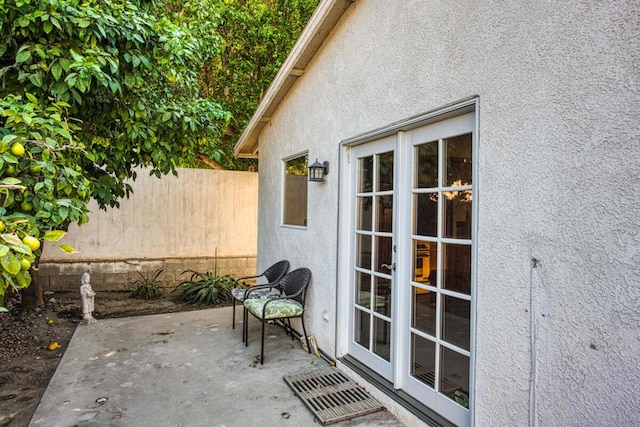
left=22, top=235, right=40, bottom=251
left=10, top=142, right=25, bottom=157
left=20, top=258, right=31, bottom=271
left=21, top=201, right=33, bottom=212
left=47, top=342, right=59, bottom=351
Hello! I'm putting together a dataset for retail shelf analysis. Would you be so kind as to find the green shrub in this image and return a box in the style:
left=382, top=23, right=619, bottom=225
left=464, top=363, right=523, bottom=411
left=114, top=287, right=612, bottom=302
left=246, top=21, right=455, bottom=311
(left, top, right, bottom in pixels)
left=174, top=270, right=236, bottom=305
left=130, top=269, right=164, bottom=300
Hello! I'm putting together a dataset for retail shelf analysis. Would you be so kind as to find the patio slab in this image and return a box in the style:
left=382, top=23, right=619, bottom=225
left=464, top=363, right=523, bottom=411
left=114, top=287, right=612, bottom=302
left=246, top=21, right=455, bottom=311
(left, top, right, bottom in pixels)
left=29, top=306, right=405, bottom=426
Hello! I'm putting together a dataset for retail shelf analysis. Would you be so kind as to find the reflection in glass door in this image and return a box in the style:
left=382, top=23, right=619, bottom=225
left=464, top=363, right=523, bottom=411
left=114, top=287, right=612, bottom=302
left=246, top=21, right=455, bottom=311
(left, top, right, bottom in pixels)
left=350, top=137, right=395, bottom=380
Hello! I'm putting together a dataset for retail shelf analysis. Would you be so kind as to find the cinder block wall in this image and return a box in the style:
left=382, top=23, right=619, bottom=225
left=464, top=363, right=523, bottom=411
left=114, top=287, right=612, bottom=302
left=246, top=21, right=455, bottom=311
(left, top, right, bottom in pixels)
left=38, top=256, right=256, bottom=292
left=38, top=168, right=258, bottom=292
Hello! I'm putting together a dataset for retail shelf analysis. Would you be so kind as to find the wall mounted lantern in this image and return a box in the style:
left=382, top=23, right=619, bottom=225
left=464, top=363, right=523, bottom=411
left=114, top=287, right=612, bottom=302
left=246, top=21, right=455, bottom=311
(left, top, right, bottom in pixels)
left=308, top=158, right=329, bottom=182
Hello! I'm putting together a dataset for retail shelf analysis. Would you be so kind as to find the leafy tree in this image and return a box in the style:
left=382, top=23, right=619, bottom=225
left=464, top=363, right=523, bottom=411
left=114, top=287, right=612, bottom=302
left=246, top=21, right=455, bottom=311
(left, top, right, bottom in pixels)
left=201, top=0, right=319, bottom=170
left=0, top=0, right=230, bottom=309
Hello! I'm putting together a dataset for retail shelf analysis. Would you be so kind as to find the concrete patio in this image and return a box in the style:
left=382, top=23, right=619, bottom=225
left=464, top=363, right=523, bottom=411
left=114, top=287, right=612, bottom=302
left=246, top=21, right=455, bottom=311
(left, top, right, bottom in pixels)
left=29, top=306, right=406, bottom=426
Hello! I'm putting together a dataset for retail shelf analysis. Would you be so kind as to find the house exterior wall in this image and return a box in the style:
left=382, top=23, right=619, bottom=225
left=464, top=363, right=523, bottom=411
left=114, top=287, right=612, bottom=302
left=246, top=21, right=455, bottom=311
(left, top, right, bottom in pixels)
left=253, top=1, right=639, bottom=425
left=39, top=168, right=258, bottom=291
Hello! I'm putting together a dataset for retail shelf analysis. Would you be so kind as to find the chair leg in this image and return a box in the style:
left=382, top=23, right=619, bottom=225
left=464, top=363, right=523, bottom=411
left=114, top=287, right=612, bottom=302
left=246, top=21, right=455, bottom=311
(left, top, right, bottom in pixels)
left=288, top=319, right=294, bottom=341
left=232, top=300, right=236, bottom=330
left=301, top=315, right=310, bottom=354
left=260, top=319, right=265, bottom=365
left=244, top=309, right=249, bottom=347
left=242, top=306, right=248, bottom=343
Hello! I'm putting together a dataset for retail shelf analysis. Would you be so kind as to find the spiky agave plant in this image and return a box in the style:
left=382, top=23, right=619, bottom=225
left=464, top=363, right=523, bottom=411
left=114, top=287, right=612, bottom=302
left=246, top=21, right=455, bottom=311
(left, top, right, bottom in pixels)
left=174, top=250, right=236, bottom=305
left=130, top=269, right=165, bottom=300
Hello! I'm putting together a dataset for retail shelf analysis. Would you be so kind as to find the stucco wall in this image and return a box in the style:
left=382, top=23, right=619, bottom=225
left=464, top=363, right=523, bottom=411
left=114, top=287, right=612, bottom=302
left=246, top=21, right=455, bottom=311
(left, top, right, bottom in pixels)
left=39, top=168, right=258, bottom=291
left=253, top=0, right=639, bottom=425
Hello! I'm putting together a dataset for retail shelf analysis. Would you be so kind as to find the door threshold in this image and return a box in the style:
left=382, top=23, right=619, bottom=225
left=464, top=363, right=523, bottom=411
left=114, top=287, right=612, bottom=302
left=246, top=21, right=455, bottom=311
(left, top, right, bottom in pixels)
left=339, top=355, right=456, bottom=427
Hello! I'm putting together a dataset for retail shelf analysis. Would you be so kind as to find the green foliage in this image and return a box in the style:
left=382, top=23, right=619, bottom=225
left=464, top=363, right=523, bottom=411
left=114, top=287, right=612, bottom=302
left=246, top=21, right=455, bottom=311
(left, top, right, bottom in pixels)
left=174, top=269, right=236, bottom=305
left=285, top=154, right=308, bottom=176
left=0, top=0, right=230, bottom=304
left=0, top=0, right=317, bottom=305
left=130, top=268, right=164, bottom=300
left=1, top=0, right=231, bottom=205
left=200, top=0, right=319, bottom=169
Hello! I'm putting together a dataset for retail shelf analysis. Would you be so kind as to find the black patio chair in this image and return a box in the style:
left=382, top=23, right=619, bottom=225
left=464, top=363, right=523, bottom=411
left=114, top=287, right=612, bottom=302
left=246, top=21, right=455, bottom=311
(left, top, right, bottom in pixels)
left=231, top=260, right=290, bottom=337
left=243, top=267, right=312, bottom=364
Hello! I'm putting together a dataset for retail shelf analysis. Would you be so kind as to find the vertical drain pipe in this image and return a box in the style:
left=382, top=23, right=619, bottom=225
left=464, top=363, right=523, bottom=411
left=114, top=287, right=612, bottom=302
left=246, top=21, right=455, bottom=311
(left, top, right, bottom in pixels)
left=529, top=257, right=540, bottom=427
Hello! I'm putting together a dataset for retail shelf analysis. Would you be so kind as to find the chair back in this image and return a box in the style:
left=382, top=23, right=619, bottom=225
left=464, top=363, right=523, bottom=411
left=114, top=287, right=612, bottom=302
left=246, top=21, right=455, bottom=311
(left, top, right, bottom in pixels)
left=279, top=268, right=312, bottom=305
left=263, top=260, right=290, bottom=283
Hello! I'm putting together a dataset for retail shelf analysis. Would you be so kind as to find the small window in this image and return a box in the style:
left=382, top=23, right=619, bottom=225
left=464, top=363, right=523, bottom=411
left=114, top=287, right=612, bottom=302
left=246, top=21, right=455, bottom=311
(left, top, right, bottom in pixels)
left=283, top=154, right=308, bottom=227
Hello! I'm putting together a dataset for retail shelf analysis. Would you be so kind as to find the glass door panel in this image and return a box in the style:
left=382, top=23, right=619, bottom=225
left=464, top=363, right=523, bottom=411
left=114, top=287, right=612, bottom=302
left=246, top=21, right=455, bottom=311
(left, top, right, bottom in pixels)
left=413, top=240, right=437, bottom=284
left=358, top=156, right=374, bottom=192
left=373, top=317, right=391, bottom=361
left=355, top=271, right=371, bottom=308
left=412, top=288, right=436, bottom=335
left=355, top=234, right=371, bottom=269
left=402, top=112, right=475, bottom=427
left=443, top=190, right=472, bottom=239
left=415, top=193, right=438, bottom=237
left=441, top=295, right=470, bottom=351
left=355, top=309, right=370, bottom=348
left=416, top=141, right=439, bottom=188
left=356, top=196, right=373, bottom=231
left=411, top=334, right=436, bottom=388
left=408, top=128, right=473, bottom=397
left=442, top=243, right=471, bottom=294
left=349, top=139, right=396, bottom=380
left=376, top=195, right=393, bottom=232
left=375, top=236, right=393, bottom=272
left=378, top=151, right=394, bottom=191
left=374, top=276, right=392, bottom=316
left=444, top=134, right=472, bottom=187
left=440, top=347, right=470, bottom=409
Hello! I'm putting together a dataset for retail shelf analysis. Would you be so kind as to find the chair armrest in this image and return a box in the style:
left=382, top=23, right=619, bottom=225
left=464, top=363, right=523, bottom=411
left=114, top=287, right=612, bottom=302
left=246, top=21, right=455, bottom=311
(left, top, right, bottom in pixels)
left=244, top=283, right=280, bottom=299
left=233, top=273, right=264, bottom=288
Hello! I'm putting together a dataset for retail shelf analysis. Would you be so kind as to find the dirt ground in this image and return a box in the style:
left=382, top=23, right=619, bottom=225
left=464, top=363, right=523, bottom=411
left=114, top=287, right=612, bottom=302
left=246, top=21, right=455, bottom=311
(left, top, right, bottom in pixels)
left=0, top=289, right=214, bottom=427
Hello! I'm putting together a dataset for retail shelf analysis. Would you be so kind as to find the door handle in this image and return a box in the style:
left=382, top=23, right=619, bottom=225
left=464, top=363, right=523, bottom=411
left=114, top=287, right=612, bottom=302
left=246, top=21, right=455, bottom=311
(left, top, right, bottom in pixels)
left=381, top=263, right=396, bottom=272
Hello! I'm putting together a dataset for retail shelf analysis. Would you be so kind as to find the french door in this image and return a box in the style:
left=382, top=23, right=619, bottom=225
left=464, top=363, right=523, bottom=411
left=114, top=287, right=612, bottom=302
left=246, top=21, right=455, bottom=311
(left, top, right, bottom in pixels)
left=348, top=135, right=396, bottom=380
left=347, top=111, right=476, bottom=426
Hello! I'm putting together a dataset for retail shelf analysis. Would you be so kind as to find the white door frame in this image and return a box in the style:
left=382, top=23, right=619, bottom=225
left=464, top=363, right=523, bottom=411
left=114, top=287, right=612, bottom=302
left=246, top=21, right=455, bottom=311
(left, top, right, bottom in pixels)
left=336, top=98, right=479, bottom=426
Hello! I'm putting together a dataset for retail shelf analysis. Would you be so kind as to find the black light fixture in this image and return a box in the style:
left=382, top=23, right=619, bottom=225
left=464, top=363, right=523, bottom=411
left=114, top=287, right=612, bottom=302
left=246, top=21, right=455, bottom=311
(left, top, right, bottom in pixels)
left=308, top=158, right=329, bottom=182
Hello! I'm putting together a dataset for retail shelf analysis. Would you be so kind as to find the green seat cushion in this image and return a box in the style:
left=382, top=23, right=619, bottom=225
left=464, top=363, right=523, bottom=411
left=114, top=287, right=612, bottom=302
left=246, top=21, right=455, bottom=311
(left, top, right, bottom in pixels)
left=244, top=297, right=303, bottom=320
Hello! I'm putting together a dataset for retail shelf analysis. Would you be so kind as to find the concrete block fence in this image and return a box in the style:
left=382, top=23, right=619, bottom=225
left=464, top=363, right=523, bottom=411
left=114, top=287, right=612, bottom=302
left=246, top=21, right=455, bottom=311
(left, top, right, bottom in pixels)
left=37, top=255, right=257, bottom=292
left=37, top=168, right=258, bottom=293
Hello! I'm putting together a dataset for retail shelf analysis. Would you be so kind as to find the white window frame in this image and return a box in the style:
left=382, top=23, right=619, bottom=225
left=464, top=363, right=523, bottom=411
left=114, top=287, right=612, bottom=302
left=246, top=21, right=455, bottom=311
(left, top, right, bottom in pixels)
left=281, top=151, right=309, bottom=229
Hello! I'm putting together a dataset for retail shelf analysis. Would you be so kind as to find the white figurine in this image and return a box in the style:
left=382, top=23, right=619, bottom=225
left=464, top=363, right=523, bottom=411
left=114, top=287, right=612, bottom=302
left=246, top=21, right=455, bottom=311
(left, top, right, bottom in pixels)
left=80, top=272, right=97, bottom=324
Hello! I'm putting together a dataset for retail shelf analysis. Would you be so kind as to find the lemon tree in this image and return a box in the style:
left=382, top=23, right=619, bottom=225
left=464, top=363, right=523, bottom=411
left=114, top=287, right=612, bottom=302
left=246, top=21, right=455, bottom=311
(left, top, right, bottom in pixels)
left=0, top=0, right=231, bottom=309
left=0, top=0, right=317, bottom=309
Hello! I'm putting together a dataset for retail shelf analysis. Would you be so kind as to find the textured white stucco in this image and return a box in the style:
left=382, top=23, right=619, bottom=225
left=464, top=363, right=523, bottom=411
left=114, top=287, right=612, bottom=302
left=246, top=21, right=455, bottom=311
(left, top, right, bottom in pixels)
left=253, top=1, right=640, bottom=425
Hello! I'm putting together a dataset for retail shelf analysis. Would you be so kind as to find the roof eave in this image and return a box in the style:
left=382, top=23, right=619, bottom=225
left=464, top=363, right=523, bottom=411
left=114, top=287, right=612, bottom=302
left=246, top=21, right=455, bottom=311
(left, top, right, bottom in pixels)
left=233, top=0, right=355, bottom=158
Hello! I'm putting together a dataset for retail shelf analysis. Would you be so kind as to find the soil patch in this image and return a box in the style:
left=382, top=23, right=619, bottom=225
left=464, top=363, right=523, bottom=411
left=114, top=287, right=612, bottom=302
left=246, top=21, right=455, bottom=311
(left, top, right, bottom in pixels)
left=0, top=289, right=222, bottom=427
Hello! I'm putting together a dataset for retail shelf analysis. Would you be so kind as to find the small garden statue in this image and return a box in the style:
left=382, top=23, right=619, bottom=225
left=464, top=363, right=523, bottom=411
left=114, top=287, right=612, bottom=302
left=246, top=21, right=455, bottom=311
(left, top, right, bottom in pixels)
left=80, top=272, right=97, bottom=324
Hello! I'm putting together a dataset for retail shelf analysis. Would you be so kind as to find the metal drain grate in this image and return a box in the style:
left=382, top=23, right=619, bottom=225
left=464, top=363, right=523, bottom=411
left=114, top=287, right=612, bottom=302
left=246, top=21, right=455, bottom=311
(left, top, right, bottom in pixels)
left=283, top=367, right=384, bottom=425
